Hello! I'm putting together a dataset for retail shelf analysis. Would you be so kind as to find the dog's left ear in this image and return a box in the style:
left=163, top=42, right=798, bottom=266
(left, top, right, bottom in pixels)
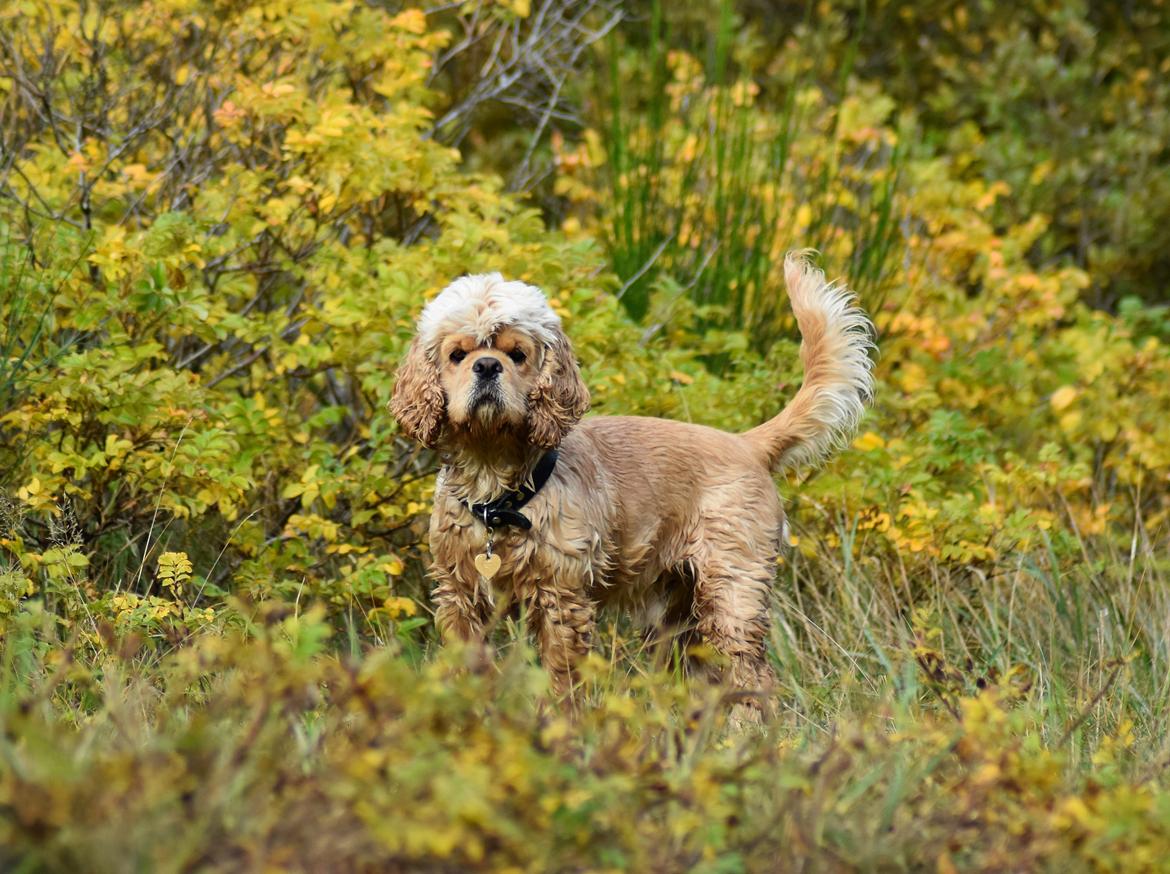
left=527, top=329, right=590, bottom=448
left=390, top=337, right=445, bottom=448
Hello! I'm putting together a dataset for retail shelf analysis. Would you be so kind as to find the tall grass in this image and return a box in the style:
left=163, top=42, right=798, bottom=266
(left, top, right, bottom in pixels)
left=771, top=518, right=1170, bottom=762
left=601, top=0, right=902, bottom=351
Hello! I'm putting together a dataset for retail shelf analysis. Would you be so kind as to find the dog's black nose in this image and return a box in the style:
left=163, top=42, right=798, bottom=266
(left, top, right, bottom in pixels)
left=472, top=357, right=503, bottom=379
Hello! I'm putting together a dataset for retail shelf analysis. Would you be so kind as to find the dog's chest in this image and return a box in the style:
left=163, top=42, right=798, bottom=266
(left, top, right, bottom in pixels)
left=431, top=496, right=600, bottom=597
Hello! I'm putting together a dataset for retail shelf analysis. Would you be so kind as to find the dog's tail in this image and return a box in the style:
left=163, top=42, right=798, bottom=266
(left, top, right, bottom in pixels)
left=743, top=251, right=876, bottom=472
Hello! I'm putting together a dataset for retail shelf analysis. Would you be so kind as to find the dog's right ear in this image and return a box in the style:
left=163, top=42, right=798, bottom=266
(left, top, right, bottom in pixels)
left=390, top=337, right=445, bottom=448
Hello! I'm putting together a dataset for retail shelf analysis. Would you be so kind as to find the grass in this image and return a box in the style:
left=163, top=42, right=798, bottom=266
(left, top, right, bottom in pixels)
left=601, top=0, right=903, bottom=351
left=776, top=524, right=1170, bottom=757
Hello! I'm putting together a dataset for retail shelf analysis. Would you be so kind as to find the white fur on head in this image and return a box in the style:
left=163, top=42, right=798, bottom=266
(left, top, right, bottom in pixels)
left=417, top=273, right=562, bottom=356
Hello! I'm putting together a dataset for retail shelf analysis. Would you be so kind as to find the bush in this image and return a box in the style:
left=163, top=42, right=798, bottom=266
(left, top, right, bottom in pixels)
left=0, top=0, right=628, bottom=636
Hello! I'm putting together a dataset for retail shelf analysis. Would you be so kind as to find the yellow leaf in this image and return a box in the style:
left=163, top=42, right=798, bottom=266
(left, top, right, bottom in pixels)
left=1059, top=410, right=1082, bottom=433
left=1050, top=385, right=1078, bottom=411
left=853, top=431, right=886, bottom=452
left=500, top=0, right=530, bottom=16
left=898, top=362, right=928, bottom=393
left=383, top=596, right=418, bottom=619
left=390, top=8, right=427, bottom=33
left=378, top=555, right=405, bottom=576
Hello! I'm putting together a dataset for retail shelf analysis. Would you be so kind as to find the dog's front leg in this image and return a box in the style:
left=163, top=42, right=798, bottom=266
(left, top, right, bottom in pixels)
left=432, top=565, right=489, bottom=643
left=530, top=582, right=596, bottom=699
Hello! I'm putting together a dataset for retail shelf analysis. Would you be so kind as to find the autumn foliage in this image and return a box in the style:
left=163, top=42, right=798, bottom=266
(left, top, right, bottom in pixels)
left=2, top=1, right=1169, bottom=870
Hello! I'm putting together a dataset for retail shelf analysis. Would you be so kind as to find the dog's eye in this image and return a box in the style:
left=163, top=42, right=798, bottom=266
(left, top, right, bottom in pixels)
left=449, top=349, right=467, bottom=364
left=507, top=349, right=526, bottom=365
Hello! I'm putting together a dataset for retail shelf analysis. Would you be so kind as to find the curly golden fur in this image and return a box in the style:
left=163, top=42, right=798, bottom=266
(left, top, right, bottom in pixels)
left=391, top=258, right=875, bottom=704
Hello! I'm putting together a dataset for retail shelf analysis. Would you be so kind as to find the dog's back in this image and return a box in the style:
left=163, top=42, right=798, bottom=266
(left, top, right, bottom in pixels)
left=565, top=416, right=784, bottom=603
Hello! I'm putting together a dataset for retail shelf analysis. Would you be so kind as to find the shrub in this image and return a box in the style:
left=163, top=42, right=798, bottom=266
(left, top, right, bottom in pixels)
left=0, top=0, right=634, bottom=636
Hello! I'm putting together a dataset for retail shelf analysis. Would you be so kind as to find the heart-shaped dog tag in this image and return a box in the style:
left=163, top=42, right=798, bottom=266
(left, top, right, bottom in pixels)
left=474, top=552, right=502, bottom=580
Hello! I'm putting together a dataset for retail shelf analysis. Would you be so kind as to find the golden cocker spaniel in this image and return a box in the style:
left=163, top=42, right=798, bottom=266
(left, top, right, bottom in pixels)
left=392, top=253, right=874, bottom=703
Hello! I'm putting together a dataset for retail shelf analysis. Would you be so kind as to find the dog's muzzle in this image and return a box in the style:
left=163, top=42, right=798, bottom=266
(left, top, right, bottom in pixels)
left=472, top=357, right=502, bottom=380
left=470, top=389, right=502, bottom=411
left=469, top=357, right=505, bottom=414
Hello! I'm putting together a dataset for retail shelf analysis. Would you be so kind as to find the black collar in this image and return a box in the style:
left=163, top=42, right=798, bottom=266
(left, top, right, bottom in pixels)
left=461, top=449, right=559, bottom=531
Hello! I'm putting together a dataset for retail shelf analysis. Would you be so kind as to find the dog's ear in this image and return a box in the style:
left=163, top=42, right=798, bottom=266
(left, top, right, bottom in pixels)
left=527, top=329, right=590, bottom=448
left=390, top=337, right=445, bottom=448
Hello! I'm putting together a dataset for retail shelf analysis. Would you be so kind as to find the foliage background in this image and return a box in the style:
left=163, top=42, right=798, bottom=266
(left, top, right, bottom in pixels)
left=1, top=0, right=1169, bottom=870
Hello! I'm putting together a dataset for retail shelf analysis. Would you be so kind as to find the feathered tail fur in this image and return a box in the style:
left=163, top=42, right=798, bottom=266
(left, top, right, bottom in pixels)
left=743, top=252, right=876, bottom=471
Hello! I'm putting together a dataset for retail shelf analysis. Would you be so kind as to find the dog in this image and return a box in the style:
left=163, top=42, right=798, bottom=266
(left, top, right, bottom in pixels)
left=391, top=253, right=874, bottom=703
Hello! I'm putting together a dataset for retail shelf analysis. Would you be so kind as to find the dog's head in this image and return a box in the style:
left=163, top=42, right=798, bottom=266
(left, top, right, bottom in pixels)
left=391, top=274, right=590, bottom=449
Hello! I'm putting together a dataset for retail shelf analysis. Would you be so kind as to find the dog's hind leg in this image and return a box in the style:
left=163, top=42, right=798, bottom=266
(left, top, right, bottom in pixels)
left=689, top=541, right=776, bottom=712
